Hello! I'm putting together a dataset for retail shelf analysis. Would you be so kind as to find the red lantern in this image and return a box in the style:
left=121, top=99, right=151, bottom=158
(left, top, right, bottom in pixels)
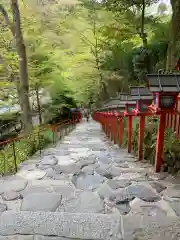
left=147, top=74, right=180, bottom=113
left=130, top=86, right=153, bottom=116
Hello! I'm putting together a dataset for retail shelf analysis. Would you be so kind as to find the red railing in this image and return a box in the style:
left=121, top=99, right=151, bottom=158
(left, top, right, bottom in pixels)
left=165, top=96, right=180, bottom=138
left=92, top=101, right=180, bottom=173
left=0, top=115, right=81, bottom=175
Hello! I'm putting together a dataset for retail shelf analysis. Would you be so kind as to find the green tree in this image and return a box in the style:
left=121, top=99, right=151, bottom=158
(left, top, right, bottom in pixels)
left=157, top=2, right=168, bottom=15
left=166, top=0, right=180, bottom=71
left=0, top=1, right=32, bottom=133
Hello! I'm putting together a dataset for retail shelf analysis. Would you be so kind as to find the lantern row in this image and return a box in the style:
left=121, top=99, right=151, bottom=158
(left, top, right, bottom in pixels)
left=93, top=74, right=180, bottom=173
left=98, top=74, right=180, bottom=115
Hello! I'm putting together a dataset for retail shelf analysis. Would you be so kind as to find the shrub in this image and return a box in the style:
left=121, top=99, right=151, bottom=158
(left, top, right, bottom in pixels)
left=0, top=126, right=54, bottom=174
left=130, top=116, right=180, bottom=173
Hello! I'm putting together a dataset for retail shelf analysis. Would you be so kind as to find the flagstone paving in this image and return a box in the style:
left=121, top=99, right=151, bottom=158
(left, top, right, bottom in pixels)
left=0, top=120, right=180, bottom=239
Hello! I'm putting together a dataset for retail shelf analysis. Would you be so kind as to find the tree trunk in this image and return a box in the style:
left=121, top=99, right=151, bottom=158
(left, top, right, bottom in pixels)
left=166, top=0, right=180, bottom=71
left=35, top=85, right=42, bottom=125
left=141, top=0, right=147, bottom=48
left=16, top=79, right=24, bottom=128
left=11, top=0, right=32, bottom=133
left=91, top=0, right=108, bottom=101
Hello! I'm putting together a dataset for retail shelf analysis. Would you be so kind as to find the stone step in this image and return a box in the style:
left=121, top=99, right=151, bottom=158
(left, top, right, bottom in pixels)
left=0, top=211, right=121, bottom=240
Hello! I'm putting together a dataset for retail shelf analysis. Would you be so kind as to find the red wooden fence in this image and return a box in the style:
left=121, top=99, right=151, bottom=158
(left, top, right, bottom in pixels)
left=166, top=96, right=180, bottom=138
left=93, top=94, right=180, bottom=173
left=0, top=115, right=82, bottom=174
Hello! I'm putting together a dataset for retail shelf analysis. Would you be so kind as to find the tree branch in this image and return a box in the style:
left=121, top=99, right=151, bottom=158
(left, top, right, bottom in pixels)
left=0, top=4, right=15, bottom=35
left=75, top=29, right=96, bottom=48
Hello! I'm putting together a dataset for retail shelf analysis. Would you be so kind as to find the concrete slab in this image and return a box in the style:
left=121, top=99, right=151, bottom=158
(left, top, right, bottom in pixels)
left=0, top=211, right=121, bottom=240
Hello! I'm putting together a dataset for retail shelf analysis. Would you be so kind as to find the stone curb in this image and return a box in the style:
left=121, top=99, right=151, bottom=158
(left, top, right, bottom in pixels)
left=0, top=211, right=122, bottom=240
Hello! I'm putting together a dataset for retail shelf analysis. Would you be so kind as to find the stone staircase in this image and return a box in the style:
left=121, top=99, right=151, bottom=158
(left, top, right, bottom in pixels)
left=0, top=120, right=180, bottom=239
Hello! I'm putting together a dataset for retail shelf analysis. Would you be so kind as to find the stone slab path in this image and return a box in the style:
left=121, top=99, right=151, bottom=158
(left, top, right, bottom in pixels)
left=0, top=120, right=180, bottom=239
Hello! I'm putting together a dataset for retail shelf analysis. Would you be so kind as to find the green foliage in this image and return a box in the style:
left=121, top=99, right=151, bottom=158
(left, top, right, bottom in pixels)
left=157, top=2, right=168, bottom=15
left=43, top=79, right=77, bottom=122
left=121, top=118, right=128, bottom=147
left=1, top=0, right=179, bottom=175
left=0, top=122, right=75, bottom=174
left=0, top=112, right=19, bottom=122
left=130, top=117, right=180, bottom=173
left=0, top=0, right=171, bottom=109
left=103, top=0, right=159, bottom=11
left=0, top=127, right=52, bottom=174
left=99, top=0, right=170, bottom=84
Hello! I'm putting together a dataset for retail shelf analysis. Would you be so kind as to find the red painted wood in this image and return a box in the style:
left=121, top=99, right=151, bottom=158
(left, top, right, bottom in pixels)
left=104, top=114, right=106, bottom=132
left=106, top=114, right=108, bottom=136
left=174, top=114, right=177, bottom=132
left=165, top=113, right=168, bottom=127
left=155, top=113, right=166, bottom=172
left=177, top=98, right=180, bottom=138
left=167, top=114, right=170, bottom=128
left=138, top=115, right=145, bottom=161
left=178, top=116, right=180, bottom=138
left=170, top=113, right=173, bottom=128
left=173, top=115, right=177, bottom=132
left=110, top=115, right=113, bottom=140
left=113, top=116, right=117, bottom=144
left=111, top=115, right=113, bottom=140
left=108, top=114, right=112, bottom=139
left=119, top=118, right=123, bottom=145
left=107, top=115, right=110, bottom=137
left=105, top=114, right=108, bottom=135
left=109, top=115, right=112, bottom=140
left=168, top=113, right=170, bottom=127
left=169, top=114, right=171, bottom=128
left=127, top=116, right=132, bottom=153
left=176, top=115, right=180, bottom=138
left=111, top=115, right=114, bottom=141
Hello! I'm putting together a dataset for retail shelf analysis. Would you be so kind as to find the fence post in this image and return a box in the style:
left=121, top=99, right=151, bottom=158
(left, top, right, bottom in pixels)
left=110, top=115, right=114, bottom=141
left=165, top=113, right=168, bottom=126
left=166, top=113, right=169, bottom=127
left=170, top=113, right=173, bottom=128
left=12, top=141, right=17, bottom=173
left=174, top=114, right=177, bottom=132
left=107, top=114, right=110, bottom=137
left=118, top=117, right=123, bottom=146
left=155, top=113, right=166, bottom=172
left=138, top=115, right=145, bottom=161
left=103, top=112, right=106, bottom=132
left=178, top=115, right=180, bottom=137
left=113, top=116, right=117, bottom=144
left=127, top=116, right=132, bottom=153
left=105, top=114, right=108, bottom=135
left=176, top=115, right=180, bottom=137
left=108, top=114, right=111, bottom=138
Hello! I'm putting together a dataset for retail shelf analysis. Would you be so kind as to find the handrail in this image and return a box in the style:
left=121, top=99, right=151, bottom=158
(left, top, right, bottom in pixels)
left=0, top=118, right=76, bottom=146
left=0, top=115, right=81, bottom=174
